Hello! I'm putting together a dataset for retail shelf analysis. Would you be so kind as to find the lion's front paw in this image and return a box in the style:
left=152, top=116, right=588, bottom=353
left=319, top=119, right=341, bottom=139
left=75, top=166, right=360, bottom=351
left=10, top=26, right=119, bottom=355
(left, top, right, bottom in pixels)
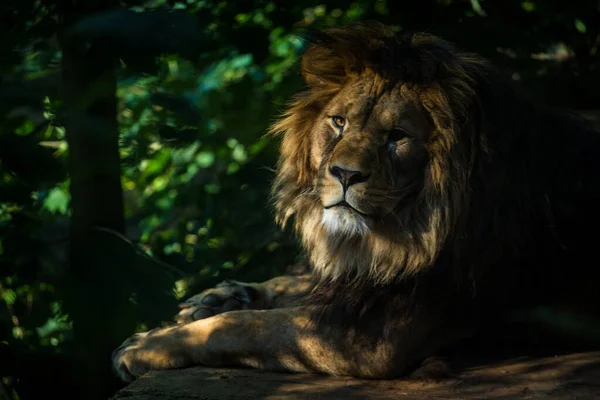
left=175, top=280, right=261, bottom=323
left=112, top=326, right=189, bottom=382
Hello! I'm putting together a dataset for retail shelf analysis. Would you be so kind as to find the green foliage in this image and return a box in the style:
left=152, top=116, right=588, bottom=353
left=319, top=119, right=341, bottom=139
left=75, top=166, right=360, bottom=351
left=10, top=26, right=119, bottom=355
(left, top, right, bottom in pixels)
left=0, top=0, right=599, bottom=398
left=41, top=186, right=70, bottom=215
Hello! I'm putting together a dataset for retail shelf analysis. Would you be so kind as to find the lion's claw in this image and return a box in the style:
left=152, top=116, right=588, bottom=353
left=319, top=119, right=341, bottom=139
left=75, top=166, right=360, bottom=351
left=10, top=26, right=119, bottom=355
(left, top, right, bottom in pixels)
left=112, top=332, right=149, bottom=383
left=111, top=326, right=188, bottom=382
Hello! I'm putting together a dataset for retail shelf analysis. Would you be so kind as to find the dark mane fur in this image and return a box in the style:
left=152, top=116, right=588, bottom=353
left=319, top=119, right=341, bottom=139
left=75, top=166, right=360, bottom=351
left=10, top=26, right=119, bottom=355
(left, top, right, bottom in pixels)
left=269, top=21, right=600, bottom=328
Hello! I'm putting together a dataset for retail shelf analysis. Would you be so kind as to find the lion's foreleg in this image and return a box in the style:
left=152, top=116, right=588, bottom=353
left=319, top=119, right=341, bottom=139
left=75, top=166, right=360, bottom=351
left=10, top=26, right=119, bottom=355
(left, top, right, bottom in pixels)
left=112, top=306, right=428, bottom=382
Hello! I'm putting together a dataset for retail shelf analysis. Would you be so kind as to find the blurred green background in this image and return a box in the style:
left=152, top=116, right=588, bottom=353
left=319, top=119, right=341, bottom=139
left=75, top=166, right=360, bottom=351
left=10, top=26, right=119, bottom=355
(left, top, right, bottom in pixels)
left=0, top=0, right=598, bottom=399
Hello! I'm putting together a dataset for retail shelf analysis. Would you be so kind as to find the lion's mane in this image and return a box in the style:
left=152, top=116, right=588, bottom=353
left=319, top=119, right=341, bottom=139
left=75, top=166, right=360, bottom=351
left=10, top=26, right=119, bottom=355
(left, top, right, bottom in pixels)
left=269, top=22, right=600, bottom=320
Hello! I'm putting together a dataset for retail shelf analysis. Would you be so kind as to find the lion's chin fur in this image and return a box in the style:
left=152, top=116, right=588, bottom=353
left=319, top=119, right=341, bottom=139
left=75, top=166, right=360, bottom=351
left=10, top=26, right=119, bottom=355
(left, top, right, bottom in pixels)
left=295, top=200, right=440, bottom=286
left=321, top=207, right=371, bottom=237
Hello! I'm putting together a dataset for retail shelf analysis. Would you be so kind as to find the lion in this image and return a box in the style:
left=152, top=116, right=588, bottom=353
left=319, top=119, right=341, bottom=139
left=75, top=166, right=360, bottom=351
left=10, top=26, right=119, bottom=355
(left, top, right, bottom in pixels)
left=112, top=21, right=600, bottom=382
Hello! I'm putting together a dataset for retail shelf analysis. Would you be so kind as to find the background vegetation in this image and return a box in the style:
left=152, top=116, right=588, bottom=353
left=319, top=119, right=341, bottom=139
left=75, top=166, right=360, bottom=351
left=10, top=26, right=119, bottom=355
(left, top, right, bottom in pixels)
left=0, top=0, right=598, bottom=399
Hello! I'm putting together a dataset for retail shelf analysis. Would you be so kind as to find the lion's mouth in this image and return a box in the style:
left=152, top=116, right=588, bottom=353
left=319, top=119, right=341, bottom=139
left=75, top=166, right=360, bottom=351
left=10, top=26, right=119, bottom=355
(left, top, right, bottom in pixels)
left=324, top=201, right=371, bottom=217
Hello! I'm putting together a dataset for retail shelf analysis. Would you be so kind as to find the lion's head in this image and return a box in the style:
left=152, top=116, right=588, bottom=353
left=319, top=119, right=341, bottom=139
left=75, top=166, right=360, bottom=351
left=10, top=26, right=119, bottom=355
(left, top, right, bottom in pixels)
left=270, top=22, right=489, bottom=284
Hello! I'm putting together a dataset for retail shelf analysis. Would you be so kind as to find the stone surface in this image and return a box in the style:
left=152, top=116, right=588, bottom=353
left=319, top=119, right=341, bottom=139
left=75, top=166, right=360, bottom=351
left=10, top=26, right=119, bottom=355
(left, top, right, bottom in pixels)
left=111, top=351, right=600, bottom=400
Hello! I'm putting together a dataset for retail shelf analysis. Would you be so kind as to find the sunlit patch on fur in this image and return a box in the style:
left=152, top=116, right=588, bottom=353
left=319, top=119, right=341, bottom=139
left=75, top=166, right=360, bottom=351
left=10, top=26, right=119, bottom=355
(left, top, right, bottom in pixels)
left=321, top=207, right=370, bottom=236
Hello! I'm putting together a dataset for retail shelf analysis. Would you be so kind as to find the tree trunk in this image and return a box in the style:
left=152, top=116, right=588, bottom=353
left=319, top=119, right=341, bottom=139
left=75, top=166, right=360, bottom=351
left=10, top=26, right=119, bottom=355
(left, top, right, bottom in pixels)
left=59, top=1, right=128, bottom=398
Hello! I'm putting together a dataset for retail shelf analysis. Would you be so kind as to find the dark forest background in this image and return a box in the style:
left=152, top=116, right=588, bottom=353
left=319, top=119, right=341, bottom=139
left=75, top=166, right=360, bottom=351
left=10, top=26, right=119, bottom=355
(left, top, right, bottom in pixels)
left=0, top=1, right=598, bottom=399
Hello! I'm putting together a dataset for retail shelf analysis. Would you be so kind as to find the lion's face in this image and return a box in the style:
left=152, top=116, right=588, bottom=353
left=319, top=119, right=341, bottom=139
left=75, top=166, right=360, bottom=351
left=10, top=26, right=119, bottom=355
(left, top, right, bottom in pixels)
left=311, top=76, right=432, bottom=236
left=271, top=23, right=484, bottom=282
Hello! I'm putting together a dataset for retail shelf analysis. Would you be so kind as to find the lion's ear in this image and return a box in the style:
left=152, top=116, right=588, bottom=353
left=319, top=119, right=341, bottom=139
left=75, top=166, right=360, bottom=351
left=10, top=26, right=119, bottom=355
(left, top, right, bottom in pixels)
left=301, top=45, right=350, bottom=88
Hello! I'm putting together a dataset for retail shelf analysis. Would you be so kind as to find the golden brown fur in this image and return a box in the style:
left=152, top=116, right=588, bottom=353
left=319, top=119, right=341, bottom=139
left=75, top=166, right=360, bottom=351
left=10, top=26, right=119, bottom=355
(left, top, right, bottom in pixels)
left=271, top=25, right=485, bottom=283
left=112, top=21, right=600, bottom=383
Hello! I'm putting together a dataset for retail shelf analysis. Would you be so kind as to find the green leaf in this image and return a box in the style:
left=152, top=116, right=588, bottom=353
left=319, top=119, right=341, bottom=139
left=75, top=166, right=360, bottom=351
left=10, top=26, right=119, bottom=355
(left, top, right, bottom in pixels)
left=15, top=120, right=35, bottom=136
left=43, top=187, right=70, bottom=214
left=232, top=144, right=247, bottom=162
left=1, top=288, right=16, bottom=306
left=521, top=1, right=536, bottom=12
left=195, top=151, right=215, bottom=168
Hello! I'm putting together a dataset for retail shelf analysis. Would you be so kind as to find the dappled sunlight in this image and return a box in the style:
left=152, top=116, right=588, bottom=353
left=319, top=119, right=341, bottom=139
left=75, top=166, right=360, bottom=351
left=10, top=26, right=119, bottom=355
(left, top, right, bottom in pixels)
left=116, top=351, right=600, bottom=399
left=2, top=1, right=600, bottom=399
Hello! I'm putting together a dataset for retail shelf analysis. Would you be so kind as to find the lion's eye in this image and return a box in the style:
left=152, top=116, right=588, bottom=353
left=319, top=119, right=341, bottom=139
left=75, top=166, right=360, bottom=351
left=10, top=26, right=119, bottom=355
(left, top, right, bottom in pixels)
left=331, top=116, right=346, bottom=129
left=387, top=129, right=409, bottom=145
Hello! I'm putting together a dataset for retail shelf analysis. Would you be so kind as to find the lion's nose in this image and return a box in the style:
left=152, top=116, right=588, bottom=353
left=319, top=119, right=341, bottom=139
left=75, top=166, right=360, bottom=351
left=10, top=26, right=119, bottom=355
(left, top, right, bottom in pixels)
left=329, top=165, right=370, bottom=190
